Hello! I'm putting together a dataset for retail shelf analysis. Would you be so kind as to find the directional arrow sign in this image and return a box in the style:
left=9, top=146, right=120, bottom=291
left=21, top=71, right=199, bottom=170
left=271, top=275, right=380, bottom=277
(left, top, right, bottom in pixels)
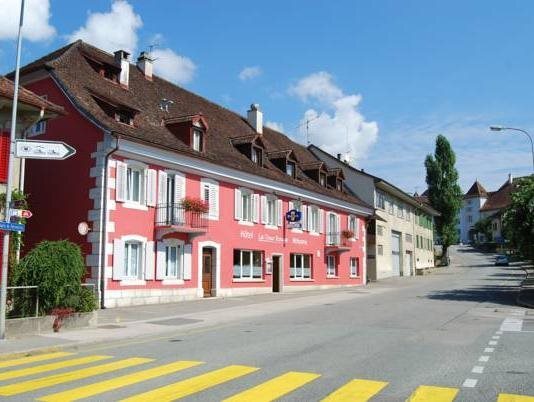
left=15, top=140, right=76, bottom=160
left=9, top=209, right=32, bottom=219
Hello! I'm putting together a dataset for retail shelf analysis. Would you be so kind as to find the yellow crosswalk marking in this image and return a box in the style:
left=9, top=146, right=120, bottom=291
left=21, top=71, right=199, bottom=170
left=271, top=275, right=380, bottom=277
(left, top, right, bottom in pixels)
left=121, top=364, right=259, bottom=402
left=0, top=357, right=152, bottom=396
left=0, top=352, right=74, bottom=369
left=224, top=371, right=321, bottom=402
left=321, top=379, right=389, bottom=401
left=38, top=360, right=203, bottom=402
left=498, top=394, right=534, bottom=402
left=407, top=385, right=459, bottom=401
left=0, top=355, right=112, bottom=381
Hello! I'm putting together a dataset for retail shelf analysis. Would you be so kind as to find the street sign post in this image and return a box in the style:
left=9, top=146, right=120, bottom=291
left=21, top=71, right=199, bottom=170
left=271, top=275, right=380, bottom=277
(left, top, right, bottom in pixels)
left=15, top=140, right=76, bottom=160
left=0, top=221, right=25, bottom=232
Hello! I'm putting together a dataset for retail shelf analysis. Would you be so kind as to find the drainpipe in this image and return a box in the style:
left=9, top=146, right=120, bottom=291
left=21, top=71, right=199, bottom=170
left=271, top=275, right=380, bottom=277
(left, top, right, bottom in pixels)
left=98, top=134, right=120, bottom=309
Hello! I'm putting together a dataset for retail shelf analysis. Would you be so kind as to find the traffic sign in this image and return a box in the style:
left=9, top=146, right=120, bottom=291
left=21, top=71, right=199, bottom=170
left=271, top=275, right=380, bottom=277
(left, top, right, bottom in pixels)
left=15, top=140, right=76, bottom=160
left=0, top=221, right=25, bottom=232
left=9, top=209, right=32, bottom=219
left=285, top=209, right=302, bottom=223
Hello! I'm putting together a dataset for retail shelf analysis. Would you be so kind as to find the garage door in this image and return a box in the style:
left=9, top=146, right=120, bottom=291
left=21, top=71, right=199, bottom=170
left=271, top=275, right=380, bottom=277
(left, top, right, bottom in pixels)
left=391, top=231, right=401, bottom=277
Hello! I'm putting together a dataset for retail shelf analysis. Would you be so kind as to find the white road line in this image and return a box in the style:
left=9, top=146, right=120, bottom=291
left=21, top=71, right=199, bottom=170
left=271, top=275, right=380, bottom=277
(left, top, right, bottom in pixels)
left=492, top=336, right=500, bottom=339
left=484, top=347, right=494, bottom=353
left=479, top=356, right=490, bottom=362
left=496, top=331, right=503, bottom=335
left=463, top=378, right=478, bottom=387
left=500, top=317, right=523, bottom=332
left=489, top=341, right=498, bottom=346
left=472, top=366, right=484, bottom=374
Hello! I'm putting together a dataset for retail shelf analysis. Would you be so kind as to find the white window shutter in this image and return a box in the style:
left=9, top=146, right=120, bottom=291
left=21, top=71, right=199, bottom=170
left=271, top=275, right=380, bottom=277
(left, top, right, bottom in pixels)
left=158, top=171, right=167, bottom=205
left=261, top=195, right=267, bottom=224
left=144, top=241, right=155, bottom=280
left=156, top=242, right=166, bottom=280
left=355, top=217, right=359, bottom=239
left=277, top=199, right=283, bottom=226
left=319, top=209, right=324, bottom=234
left=210, top=182, right=219, bottom=219
left=115, top=161, right=127, bottom=202
left=288, top=201, right=294, bottom=211
left=183, top=244, right=192, bottom=280
left=326, top=212, right=331, bottom=235
left=234, top=188, right=242, bottom=220
left=112, top=239, right=125, bottom=280
left=301, top=204, right=307, bottom=230
left=253, top=193, right=260, bottom=223
left=140, top=169, right=148, bottom=205
left=336, top=214, right=341, bottom=244
left=175, top=172, right=186, bottom=203
left=307, top=205, right=312, bottom=231
left=146, top=169, right=157, bottom=207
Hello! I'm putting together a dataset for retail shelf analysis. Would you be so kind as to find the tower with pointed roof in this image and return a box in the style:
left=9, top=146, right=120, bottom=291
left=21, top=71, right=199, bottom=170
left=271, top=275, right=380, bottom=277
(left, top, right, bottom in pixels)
left=458, top=180, right=488, bottom=243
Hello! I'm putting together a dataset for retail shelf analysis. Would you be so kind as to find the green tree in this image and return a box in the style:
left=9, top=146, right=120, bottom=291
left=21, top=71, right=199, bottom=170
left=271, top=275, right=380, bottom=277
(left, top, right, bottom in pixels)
left=473, top=216, right=493, bottom=242
left=502, top=176, right=534, bottom=261
left=425, top=135, right=463, bottom=261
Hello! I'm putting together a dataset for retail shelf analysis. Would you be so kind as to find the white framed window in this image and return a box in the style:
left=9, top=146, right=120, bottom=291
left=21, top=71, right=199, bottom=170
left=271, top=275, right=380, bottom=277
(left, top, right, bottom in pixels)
left=348, top=215, right=358, bottom=239
left=290, top=253, right=312, bottom=279
left=350, top=257, right=360, bottom=277
left=157, top=239, right=191, bottom=281
left=309, top=206, right=319, bottom=233
left=375, top=191, right=385, bottom=209
left=286, top=161, right=295, bottom=178
left=192, top=129, right=203, bottom=152
left=126, top=166, right=143, bottom=203
left=388, top=198, right=394, bottom=215
left=235, top=188, right=258, bottom=223
left=124, top=241, right=143, bottom=278
left=251, top=147, right=262, bottom=165
left=320, top=173, right=326, bottom=186
left=377, top=225, right=384, bottom=236
left=326, top=255, right=337, bottom=277
left=326, top=212, right=340, bottom=245
left=242, top=190, right=253, bottom=222
left=200, top=178, right=219, bottom=220
left=116, top=160, right=157, bottom=207
left=233, top=249, right=262, bottom=279
left=377, top=244, right=384, bottom=255
left=266, top=195, right=277, bottom=226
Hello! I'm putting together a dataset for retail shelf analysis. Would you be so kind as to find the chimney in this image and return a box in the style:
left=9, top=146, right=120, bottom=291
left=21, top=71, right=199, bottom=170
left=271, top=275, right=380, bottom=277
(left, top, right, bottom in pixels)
left=337, top=153, right=341, bottom=160
left=508, top=173, right=513, bottom=184
left=114, top=50, right=130, bottom=87
left=137, top=51, right=153, bottom=80
left=247, top=103, right=263, bottom=134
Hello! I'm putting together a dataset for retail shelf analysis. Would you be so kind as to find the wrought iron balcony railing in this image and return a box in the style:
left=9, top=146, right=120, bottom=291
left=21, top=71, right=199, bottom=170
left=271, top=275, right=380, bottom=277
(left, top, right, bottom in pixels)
left=155, top=203, right=208, bottom=230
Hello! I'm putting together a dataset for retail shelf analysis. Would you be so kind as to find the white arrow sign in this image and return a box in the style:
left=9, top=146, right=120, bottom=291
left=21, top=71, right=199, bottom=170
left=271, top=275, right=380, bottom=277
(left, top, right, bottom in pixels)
left=15, top=140, right=76, bottom=160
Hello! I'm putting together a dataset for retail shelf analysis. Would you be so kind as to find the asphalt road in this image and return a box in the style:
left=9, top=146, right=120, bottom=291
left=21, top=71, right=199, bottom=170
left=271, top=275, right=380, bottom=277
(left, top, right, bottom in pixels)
left=1, top=245, right=533, bottom=401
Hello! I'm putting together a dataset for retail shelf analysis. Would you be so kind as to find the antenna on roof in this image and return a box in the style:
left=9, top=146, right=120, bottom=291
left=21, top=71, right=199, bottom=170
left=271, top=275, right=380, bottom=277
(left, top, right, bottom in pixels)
left=159, top=98, right=174, bottom=112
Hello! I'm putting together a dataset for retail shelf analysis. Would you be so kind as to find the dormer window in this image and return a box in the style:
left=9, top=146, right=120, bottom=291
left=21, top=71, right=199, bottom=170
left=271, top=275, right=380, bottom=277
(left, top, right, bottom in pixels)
left=286, top=161, right=295, bottom=178
left=115, top=110, right=134, bottom=125
left=336, top=179, right=342, bottom=191
left=251, top=146, right=263, bottom=166
left=320, top=173, right=326, bottom=187
left=193, top=129, right=203, bottom=152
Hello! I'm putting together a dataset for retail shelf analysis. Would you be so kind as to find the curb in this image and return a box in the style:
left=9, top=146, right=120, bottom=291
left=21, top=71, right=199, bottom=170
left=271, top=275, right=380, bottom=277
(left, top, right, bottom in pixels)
left=516, top=267, right=534, bottom=309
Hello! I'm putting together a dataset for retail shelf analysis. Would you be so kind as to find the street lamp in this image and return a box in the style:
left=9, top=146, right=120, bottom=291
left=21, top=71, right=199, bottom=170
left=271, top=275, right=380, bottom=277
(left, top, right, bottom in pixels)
left=489, top=126, right=534, bottom=173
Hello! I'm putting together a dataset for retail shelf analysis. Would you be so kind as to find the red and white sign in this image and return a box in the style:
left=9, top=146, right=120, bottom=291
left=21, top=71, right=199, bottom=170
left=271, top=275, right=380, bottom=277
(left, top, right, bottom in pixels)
left=9, top=209, right=32, bottom=219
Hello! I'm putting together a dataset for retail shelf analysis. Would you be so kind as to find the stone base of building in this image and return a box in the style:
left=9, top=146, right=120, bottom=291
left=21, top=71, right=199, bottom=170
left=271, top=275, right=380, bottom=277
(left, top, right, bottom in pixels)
left=103, top=288, right=199, bottom=308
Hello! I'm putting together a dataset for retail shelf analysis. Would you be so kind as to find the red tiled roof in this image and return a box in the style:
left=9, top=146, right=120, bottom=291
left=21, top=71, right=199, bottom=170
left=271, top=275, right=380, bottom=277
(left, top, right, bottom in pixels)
left=17, top=40, right=370, bottom=210
left=480, top=180, right=513, bottom=212
left=0, top=76, right=66, bottom=115
left=465, top=180, right=487, bottom=198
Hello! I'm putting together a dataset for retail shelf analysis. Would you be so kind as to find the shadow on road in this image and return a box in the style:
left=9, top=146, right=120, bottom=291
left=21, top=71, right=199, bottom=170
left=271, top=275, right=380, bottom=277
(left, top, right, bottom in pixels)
left=426, top=285, right=518, bottom=306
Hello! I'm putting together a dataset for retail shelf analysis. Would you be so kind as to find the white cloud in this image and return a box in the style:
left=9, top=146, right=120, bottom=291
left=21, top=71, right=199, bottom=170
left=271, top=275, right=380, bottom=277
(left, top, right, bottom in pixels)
left=266, top=121, right=285, bottom=132
left=0, top=0, right=56, bottom=42
left=151, top=48, right=196, bottom=84
left=289, top=71, right=378, bottom=164
left=239, top=66, right=262, bottom=81
left=67, top=0, right=142, bottom=54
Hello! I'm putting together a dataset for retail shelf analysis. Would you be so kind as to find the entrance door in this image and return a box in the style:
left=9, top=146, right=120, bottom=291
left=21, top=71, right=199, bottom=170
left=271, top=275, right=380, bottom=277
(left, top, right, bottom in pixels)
left=202, top=248, right=213, bottom=297
left=272, top=256, right=281, bottom=292
left=391, top=231, right=401, bottom=277
left=405, top=251, right=413, bottom=276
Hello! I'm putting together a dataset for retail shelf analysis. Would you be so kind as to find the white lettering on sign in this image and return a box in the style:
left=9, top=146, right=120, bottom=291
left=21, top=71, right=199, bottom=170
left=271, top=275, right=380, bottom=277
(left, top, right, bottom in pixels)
left=292, top=238, right=308, bottom=245
left=240, top=230, right=253, bottom=239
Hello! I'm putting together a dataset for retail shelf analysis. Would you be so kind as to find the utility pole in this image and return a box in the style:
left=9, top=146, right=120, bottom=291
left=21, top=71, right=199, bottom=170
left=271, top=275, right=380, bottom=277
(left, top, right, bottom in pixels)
left=0, top=0, right=25, bottom=340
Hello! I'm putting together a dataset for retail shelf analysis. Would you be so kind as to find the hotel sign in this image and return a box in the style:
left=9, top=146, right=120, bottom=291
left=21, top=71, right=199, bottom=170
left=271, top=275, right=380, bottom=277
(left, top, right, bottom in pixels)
left=240, top=230, right=308, bottom=245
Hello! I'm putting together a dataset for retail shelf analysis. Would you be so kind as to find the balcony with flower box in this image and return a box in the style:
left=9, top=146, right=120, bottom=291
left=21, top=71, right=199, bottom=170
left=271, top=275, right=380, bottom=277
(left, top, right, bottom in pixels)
left=155, top=198, right=208, bottom=238
left=325, top=230, right=353, bottom=254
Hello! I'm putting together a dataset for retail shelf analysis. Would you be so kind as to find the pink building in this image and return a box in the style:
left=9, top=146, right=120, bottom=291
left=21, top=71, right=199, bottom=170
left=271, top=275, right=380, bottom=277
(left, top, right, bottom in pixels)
left=17, top=41, right=373, bottom=307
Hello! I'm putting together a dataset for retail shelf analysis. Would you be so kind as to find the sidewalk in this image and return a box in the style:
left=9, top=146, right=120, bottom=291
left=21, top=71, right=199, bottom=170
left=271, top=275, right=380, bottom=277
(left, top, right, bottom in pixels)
left=0, top=283, right=399, bottom=357
left=517, top=263, right=534, bottom=309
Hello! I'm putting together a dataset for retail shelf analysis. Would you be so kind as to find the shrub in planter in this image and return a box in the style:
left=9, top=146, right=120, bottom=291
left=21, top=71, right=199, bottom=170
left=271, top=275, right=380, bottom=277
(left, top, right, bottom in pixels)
left=180, top=197, right=208, bottom=213
left=341, top=230, right=354, bottom=239
left=12, top=240, right=88, bottom=315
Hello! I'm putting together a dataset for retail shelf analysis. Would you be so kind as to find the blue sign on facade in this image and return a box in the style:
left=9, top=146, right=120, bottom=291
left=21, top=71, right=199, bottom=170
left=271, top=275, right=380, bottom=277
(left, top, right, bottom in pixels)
left=0, top=221, right=25, bottom=232
left=285, top=209, right=302, bottom=223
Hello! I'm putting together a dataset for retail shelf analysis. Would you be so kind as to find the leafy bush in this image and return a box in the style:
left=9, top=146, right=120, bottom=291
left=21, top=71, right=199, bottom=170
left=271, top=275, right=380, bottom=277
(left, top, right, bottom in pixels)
left=12, top=240, right=94, bottom=315
left=180, top=197, right=208, bottom=213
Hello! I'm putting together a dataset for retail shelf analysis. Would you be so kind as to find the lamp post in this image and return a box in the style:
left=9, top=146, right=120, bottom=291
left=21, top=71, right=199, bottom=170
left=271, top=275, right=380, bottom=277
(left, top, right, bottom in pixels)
left=489, top=126, right=534, bottom=173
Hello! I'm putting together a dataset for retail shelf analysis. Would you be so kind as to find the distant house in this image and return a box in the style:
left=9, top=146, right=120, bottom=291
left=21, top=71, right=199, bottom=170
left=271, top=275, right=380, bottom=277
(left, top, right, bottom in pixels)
left=309, top=145, right=439, bottom=280
left=458, top=180, right=488, bottom=243
left=479, top=175, right=517, bottom=244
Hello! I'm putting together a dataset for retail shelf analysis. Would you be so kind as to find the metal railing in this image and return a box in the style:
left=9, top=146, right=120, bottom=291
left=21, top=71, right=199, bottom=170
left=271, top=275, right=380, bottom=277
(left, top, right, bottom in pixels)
left=325, top=232, right=352, bottom=247
left=155, top=203, right=208, bottom=229
left=6, top=286, right=39, bottom=319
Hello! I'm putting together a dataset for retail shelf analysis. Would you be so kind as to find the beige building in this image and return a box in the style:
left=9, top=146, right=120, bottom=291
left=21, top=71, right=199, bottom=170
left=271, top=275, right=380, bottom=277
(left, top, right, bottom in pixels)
left=309, top=145, right=439, bottom=281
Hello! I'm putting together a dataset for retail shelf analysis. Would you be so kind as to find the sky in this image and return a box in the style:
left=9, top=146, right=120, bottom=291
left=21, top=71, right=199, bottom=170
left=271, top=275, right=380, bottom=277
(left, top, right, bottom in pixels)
left=1, top=0, right=533, bottom=194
